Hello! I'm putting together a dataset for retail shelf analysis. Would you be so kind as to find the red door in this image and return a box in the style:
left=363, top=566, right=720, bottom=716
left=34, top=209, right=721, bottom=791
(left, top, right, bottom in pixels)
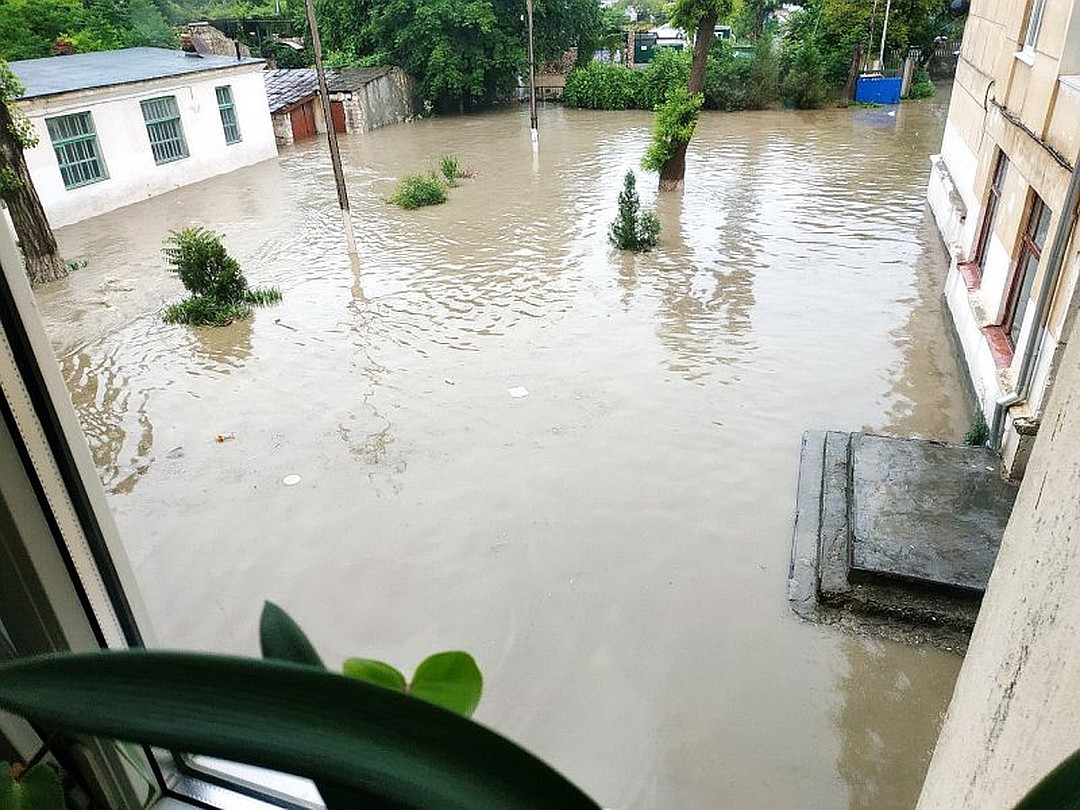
left=289, top=101, right=317, bottom=140
left=331, top=100, right=346, bottom=134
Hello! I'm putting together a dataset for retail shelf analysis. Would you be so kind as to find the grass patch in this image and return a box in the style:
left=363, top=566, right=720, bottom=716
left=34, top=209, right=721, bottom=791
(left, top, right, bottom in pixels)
left=389, top=173, right=448, bottom=209
left=439, top=154, right=462, bottom=186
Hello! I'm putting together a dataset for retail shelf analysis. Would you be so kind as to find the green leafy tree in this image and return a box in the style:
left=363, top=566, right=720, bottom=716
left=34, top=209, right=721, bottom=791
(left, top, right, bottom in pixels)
left=650, top=0, right=732, bottom=190
left=0, top=61, right=67, bottom=285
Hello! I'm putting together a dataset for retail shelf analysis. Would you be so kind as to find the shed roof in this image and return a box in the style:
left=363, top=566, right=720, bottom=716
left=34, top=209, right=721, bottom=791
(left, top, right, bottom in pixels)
left=10, top=47, right=264, bottom=100
left=263, top=68, right=319, bottom=113
left=328, top=66, right=393, bottom=91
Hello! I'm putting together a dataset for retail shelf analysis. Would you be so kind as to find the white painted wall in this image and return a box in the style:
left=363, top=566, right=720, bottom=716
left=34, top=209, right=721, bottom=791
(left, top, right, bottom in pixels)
left=20, top=63, right=277, bottom=227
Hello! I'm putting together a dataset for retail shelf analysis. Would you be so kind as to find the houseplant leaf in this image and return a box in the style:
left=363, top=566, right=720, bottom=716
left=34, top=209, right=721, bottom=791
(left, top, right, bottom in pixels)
left=0, top=651, right=599, bottom=810
left=409, top=651, right=483, bottom=718
left=258, top=601, right=323, bottom=668
left=0, top=761, right=65, bottom=810
left=343, top=658, right=407, bottom=692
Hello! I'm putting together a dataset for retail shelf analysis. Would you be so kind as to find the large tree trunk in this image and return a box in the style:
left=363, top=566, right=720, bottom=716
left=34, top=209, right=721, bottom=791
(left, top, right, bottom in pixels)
left=0, top=102, right=67, bottom=285
left=658, top=9, right=716, bottom=192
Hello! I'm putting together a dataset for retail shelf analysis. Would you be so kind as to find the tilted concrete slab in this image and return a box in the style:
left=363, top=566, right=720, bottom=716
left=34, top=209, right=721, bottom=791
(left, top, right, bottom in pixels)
left=849, top=434, right=1018, bottom=591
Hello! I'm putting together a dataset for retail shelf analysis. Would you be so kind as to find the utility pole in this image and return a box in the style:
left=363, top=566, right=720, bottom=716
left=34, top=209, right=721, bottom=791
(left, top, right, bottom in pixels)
left=303, top=0, right=358, bottom=261
left=526, top=0, right=538, bottom=151
left=877, top=0, right=893, bottom=73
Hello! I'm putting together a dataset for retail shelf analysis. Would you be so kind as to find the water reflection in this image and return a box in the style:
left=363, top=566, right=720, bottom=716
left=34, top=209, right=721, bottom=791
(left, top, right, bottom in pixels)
left=835, top=636, right=959, bottom=809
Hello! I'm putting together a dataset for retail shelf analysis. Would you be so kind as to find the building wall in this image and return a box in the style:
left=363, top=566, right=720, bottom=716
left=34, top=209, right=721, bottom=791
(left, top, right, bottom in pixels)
left=335, top=68, right=417, bottom=135
left=20, top=63, right=277, bottom=227
left=926, top=0, right=1080, bottom=478
left=916, top=261, right=1080, bottom=809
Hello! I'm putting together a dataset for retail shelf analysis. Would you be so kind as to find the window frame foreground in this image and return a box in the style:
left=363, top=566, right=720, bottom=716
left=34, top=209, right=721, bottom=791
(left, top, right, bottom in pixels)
left=0, top=219, right=294, bottom=809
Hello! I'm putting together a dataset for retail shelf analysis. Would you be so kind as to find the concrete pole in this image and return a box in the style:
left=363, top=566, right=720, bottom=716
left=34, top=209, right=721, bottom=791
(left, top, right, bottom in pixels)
left=526, top=0, right=538, bottom=151
left=303, top=0, right=358, bottom=260
left=877, top=0, right=892, bottom=72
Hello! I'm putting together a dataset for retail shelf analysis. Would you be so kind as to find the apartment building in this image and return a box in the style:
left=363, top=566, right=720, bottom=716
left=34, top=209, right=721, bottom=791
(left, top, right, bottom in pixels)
left=927, top=0, right=1080, bottom=478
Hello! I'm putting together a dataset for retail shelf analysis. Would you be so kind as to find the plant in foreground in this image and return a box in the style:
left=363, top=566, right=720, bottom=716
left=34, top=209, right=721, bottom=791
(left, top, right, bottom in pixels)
left=0, top=602, right=599, bottom=809
left=609, top=171, right=660, bottom=252
left=964, top=410, right=989, bottom=446
left=162, top=227, right=281, bottom=326
left=389, top=172, right=448, bottom=209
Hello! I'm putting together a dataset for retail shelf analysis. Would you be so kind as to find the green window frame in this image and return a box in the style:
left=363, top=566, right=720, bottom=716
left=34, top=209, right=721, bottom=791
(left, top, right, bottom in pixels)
left=140, top=96, right=188, bottom=164
left=45, top=112, right=107, bottom=189
left=215, top=85, right=242, bottom=144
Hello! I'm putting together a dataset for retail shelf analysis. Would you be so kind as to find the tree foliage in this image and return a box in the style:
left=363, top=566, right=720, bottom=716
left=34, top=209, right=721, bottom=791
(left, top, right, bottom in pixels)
left=307, top=0, right=603, bottom=111
left=0, top=0, right=174, bottom=61
left=641, top=86, right=701, bottom=172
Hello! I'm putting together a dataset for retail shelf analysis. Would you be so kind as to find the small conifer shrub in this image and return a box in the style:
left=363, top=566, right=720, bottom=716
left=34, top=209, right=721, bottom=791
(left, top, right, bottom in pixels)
left=609, top=171, right=660, bottom=252
left=162, top=227, right=281, bottom=326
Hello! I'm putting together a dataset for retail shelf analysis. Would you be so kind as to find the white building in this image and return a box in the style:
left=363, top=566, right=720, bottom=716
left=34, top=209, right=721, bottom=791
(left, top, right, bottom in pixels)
left=9, top=47, right=277, bottom=228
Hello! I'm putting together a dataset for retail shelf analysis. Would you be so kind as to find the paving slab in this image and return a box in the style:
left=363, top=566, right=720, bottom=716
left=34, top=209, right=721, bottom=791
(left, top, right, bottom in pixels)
left=849, top=434, right=1018, bottom=591
left=789, top=431, right=826, bottom=617
left=817, top=431, right=852, bottom=601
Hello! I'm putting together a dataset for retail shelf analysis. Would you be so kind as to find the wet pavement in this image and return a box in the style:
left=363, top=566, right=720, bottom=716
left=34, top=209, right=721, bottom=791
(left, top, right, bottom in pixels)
left=39, top=90, right=969, bottom=809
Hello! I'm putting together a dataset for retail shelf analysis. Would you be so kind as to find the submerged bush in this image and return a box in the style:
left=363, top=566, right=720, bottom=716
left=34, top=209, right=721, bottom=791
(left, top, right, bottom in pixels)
left=439, top=154, right=462, bottom=185
left=389, top=173, right=448, bottom=209
left=779, top=40, right=828, bottom=110
left=609, top=171, right=660, bottom=252
left=563, top=61, right=644, bottom=109
left=162, top=227, right=281, bottom=326
left=907, top=68, right=935, bottom=100
left=705, top=38, right=779, bottom=111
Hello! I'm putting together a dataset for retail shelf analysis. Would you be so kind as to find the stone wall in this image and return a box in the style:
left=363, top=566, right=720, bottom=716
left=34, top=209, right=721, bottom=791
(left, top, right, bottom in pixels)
left=335, top=67, right=417, bottom=134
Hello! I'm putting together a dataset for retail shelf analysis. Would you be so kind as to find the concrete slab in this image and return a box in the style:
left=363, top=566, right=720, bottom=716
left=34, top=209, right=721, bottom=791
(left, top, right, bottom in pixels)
left=849, top=434, right=1018, bottom=591
left=789, top=431, right=826, bottom=617
left=818, top=431, right=852, bottom=601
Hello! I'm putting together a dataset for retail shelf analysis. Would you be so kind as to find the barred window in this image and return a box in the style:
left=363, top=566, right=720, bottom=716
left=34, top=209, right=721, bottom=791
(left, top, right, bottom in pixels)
left=216, top=85, right=242, bottom=144
left=140, top=96, right=189, bottom=164
left=45, top=112, right=107, bottom=189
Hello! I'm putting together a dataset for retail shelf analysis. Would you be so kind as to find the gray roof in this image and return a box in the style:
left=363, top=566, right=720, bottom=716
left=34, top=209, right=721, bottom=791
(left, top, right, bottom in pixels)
left=263, top=68, right=319, bottom=113
left=10, top=47, right=264, bottom=100
left=328, top=66, right=393, bottom=92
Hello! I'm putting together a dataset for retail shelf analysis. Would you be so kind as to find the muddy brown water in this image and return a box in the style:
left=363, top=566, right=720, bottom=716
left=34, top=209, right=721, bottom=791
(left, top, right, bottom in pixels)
left=38, top=90, right=968, bottom=809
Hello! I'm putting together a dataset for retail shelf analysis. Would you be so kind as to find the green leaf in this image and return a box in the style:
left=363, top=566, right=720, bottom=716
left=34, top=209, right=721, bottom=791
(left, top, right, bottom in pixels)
left=258, top=601, right=324, bottom=668
left=343, top=658, right=407, bottom=692
left=409, top=651, right=483, bottom=718
left=0, top=761, right=65, bottom=810
left=1014, top=747, right=1080, bottom=810
left=0, top=652, right=598, bottom=810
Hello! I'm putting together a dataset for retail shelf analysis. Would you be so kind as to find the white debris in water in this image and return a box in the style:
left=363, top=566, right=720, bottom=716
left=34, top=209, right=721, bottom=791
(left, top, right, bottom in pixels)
left=282, top=474, right=302, bottom=486
left=507, top=386, right=529, bottom=398
left=444, top=378, right=455, bottom=385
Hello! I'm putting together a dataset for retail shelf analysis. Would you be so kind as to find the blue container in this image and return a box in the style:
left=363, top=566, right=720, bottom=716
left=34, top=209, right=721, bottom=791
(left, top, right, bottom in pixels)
left=855, top=75, right=902, bottom=105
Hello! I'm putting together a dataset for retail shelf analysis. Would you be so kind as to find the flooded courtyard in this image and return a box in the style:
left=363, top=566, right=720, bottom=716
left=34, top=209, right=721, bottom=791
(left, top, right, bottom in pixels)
left=38, top=91, right=970, bottom=808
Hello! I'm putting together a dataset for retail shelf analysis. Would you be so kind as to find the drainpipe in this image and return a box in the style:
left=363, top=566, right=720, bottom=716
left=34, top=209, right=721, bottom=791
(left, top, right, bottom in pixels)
left=990, top=144, right=1080, bottom=449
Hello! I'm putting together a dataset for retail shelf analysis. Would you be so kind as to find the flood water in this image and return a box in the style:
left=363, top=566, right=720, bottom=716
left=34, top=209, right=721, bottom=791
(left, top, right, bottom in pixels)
left=39, top=90, right=969, bottom=809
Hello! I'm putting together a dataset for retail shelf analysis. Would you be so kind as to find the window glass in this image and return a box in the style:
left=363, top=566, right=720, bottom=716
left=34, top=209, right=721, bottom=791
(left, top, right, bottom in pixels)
left=1024, top=0, right=1047, bottom=52
left=45, top=112, right=107, bottom=189
left=216, top=86, right=242, bottom=145
left=1006, top=195, right=1052, bottom=346
left=140, top=96, right=189, bottom=164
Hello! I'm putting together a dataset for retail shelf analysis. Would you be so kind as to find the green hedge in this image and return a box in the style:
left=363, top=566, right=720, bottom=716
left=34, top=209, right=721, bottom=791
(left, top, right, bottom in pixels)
left=564, top=41, right=779, bottom=113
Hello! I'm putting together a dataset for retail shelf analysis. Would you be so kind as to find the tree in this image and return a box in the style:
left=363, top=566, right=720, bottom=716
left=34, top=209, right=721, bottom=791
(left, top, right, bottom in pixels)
left=647, top=0, right=732, bottom=190
left=0, top=62, right=67, bottom=285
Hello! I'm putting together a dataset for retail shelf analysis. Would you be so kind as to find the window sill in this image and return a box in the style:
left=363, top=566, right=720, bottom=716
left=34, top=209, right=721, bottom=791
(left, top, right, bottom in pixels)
left=958, top=261, right=982, bottom=291
left=982, top=325, right=1015, bottom=369
left=1061, top=75, right=1080, bottom=94
left=1014, top=49, right=1036, bottom=66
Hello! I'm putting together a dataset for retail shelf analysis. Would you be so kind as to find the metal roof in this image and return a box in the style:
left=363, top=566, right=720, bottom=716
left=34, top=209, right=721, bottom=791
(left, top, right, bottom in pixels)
left=10, top=47, right=264, bottom=100
left=263, top=68, right=319, bottom=113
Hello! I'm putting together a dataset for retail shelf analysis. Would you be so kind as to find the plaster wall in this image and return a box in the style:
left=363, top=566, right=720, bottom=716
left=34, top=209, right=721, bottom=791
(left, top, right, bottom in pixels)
left=21, top=64, right=276, bottom=227
left=916, top=284, right=1080, bottom=809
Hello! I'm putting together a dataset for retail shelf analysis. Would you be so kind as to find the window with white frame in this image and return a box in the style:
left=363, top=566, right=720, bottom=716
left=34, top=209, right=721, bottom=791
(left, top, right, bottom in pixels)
left=1023, top=0, right=1047, bottom=53
left=216, top=85, right=242, bottom=144
left=45, top=112, right=108, bottom=189
left=140, top=95, right=189, bottom=164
